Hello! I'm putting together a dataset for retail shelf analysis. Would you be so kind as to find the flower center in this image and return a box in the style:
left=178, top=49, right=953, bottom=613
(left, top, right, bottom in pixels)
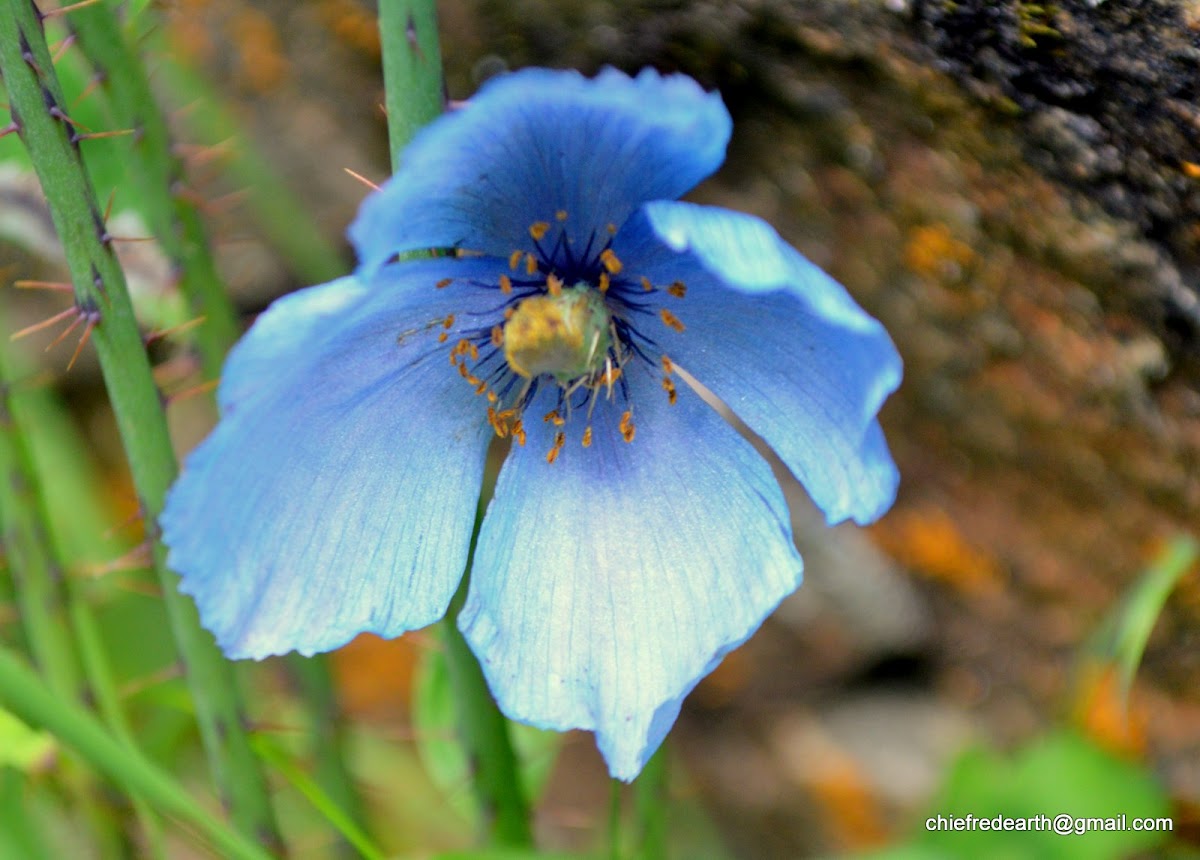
left=503, top=284, right=612, bottom=383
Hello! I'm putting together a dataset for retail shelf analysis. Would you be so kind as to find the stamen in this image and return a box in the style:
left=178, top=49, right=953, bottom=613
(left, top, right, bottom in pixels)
left=598, top=272, right=610, bottom=294
left=582, top=426, right=593, bottom=448
left=490, top=325, right=504, bottom=347
left=529, top=221, right=551, bottom=241
left=546, top=273, right=563, bottom=296
left=443, top=315, right=455, bottom=329
left=662, top=376, right=677, bottom=405
left=659, top=309, right=685, bottom=332
left=509, top=250, right=523, bottom=270
left=513, top=419, right=526, bottom=446
left=438, top=332, right=448, bottom=343
left=504, top=306, right=516, bottom=320
left=606, top=223, right=617, bottom=235
left=600, top=249, right=623, bottom=274
left=436, top=278, right=453, bottom=289
left=474, top=379, right=488, bottom=395
left=547, top=430, right=566, bottom=464
left=641, top=276, right=653, bottom=292
left=525, top=253, right=538, bottom=276
left=619, top=410, right=636, bottom=443
left=499, top=274, right=513, bottom=294
left=555, top=210, right=568, bottom=222
left=661, top=355, right=674, bottom=375
left=667, top=281, right=687, bottom=298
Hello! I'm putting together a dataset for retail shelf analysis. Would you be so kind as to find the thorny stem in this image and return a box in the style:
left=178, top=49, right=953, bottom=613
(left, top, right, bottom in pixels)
left=0, top=1, right=281, bottom=851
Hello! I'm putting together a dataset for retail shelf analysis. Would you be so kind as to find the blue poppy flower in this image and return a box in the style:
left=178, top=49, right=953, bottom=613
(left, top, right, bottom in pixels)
left=161, top=67, right=901, bottom=781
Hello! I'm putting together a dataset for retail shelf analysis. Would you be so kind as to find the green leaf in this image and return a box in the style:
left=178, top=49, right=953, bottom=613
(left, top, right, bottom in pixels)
left=920, top=731, right=1171, bottom=860
left=0, top=708, right=56, bottom=772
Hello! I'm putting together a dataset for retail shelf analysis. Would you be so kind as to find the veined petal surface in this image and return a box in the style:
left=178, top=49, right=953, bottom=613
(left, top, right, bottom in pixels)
left=162, top=261, right=500, bottom=658
left=350, top=67, right=731, bottom=278
left=616, top=201, right=902, bottom=525
left=459, top=368, right=803, bottom=780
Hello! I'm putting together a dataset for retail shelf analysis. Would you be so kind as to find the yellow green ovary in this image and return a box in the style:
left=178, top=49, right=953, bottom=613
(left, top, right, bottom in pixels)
left=503, top=284, right=611, bottom=384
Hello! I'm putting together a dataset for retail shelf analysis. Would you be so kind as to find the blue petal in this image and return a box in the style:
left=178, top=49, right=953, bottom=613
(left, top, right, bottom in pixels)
left=459, top=367, right=803, bottom=780
left=349, top=67, right=731, bottom=278
left=615, top=201, right=902, bottom=525
left=161, top=261, right=501, bottom=658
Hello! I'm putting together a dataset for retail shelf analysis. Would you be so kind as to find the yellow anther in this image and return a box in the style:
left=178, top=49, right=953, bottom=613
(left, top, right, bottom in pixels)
left=457, top=361, right=470, bottom=379
left=582, top=426, right=593, bottom=448
left=547, top=273, right=563, bottom=296
left=508, top=250, right=523, bottom=270
left=606, top=223, right=617, bottom=235
left=443, top=315, right=455, bottom=329
left=499, top=274, right=513, bottom=294
left=486, top=390, right=498, bottom=403
left=662, top=376, right=677, bottom=405
left=600, top=249, right=623, bottom=274
left=661, top=355, right=674, bottom=375
left=525, top=253, right=538, bottom=276
left=547, top=430, right=566, bottom=464
left=659, top=309, right=685, bottom=332
left=641, top=276, right=654, bottom=292
left=436, top=278, right=453, bottom=289
left=490, top=325, right=504, bottom=347
left=529, top=221, right=551, bottom=241
left=504, top=306, right=516, bottom=320
left=474, top=380, right=488, bottom=395
left=467, top=342, right=479, bottom=360
left=438, top=332, right=448, bottom=343
left=543, top=409, right=560, bottom=423
left=555, top=210, right=568, bottom=222
left=667, top=281, right=687, bottom=298
left=599, top=366, right=622, bottom=386
left=619, top=410, right=636, bottom=443
left=513, top=419, right=526, bottom=446
left=599, top=272, right=610, bottom=294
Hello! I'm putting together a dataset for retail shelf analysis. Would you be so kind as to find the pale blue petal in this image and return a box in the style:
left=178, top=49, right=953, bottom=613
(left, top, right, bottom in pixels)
left=161, top=261, right=501, bottom=658
left=616, top=201, right=902, bottom=525
left=459, top=368, right=803, bottom=780
left=349, top=67, right=731, bottom=278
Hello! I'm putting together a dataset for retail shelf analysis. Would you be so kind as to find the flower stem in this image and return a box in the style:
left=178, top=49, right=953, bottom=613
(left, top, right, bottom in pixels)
left=634, top=746, right=669, bottom=860
left=444, top=578, right=535, bottom=847
left=0, top=647, right=275, bottom=860
left=378, top=0, right=445, bottom=163
left=0, top=2, right=280, bottom=850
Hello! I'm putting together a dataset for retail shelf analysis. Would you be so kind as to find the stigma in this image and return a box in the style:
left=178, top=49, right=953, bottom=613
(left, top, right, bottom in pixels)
left=503, top=284, right=611, bottom=383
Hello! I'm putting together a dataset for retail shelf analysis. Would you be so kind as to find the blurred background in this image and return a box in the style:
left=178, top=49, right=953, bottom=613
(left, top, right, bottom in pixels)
left=2, top=0, right=1199, bottom=857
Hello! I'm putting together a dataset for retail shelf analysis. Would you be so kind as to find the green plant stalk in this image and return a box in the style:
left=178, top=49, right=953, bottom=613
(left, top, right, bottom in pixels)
left=633, top=747, right=668, bottom=860
left=377, top=5, right=532, bottom=843
left=0, top=351, right=131, bottom=860
left=68, top=5, right=368, bottom=844
left=0, top=327, right=165, bottom=859
left=284, top=656, right=370, bottom=858
left=0, top=647, right=275, bottom=860
left=67, top=1, right=238, bottom=380
left=250, top=735, right=386, bottom=860
left=0, top=2, right=281, bottom=850
left=378, top=0, right=444, bottom=166
left=150, top=57, right=347, bottom=284
left=443, top=580, right=534, bottom=848
left=0, top=767, right=53, bottom=860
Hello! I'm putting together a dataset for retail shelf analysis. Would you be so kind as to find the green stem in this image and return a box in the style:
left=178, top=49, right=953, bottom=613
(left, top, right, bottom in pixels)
left=378, top=0, right=445, bottom=164
left=633, top=746, right=668, bottom=860
left=0, top=2, right=280, bottom=850
left=67, top=1, right=239, bottom=380
left=443, top=580, right=534, bottom=848
left=284, top=655, right=370, bottom=858
left=0, top=647, right=274, bottom=860
left=0, top=322, right=163, bottom=859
